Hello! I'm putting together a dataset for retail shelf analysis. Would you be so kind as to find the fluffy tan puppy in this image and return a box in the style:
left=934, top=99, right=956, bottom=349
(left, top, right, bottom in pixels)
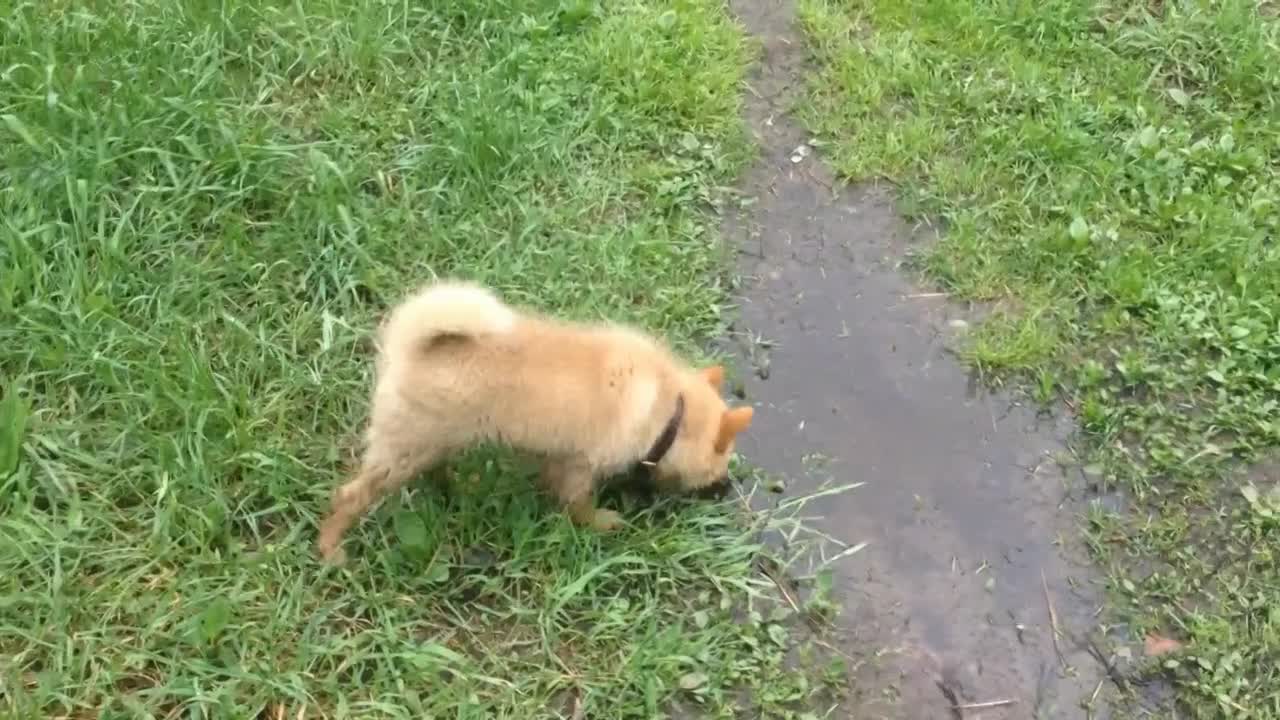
left=317, top=281, right=754, bottom=563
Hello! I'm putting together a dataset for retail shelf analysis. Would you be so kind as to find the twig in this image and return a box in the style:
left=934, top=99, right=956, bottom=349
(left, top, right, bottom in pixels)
left=800, top=164, right=834, bottom=192
left=730, top=482, right=800, bottom=613
left=1042, top=570, right=1066, bottom=669
left=759, top=557, right=801, bottom=613
left=1083, top=634, right=1134, bottom=691
left=953, top=698, right=1017, bottom=711
left=907, top=292, right=950, bottom=299
left=570, top=689, right=585, bottom=720
left=935, top=680, right=964, bottom=720
left=810, top=635, right=858, bottom=663
left=1089, top=678, right=1105, bottom=707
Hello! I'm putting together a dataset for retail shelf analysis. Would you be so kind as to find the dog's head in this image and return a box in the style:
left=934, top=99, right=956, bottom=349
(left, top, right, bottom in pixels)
left=652, top=365, right=753, bottom=494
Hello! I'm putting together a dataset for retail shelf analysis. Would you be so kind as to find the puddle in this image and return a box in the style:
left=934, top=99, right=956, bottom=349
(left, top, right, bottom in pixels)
left=723, top=0, right=1112, bottom=716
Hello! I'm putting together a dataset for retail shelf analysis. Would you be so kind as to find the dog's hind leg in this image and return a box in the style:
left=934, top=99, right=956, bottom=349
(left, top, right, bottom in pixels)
left=316, top=431, right=445, bottom=564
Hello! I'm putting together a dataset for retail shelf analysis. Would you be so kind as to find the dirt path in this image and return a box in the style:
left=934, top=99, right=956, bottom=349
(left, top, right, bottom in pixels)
left=723, top=1, right=1111, bottom=717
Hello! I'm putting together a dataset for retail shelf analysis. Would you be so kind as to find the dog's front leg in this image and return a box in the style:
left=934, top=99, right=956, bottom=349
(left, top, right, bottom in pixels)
left=547, top=457, right=623, bottom=531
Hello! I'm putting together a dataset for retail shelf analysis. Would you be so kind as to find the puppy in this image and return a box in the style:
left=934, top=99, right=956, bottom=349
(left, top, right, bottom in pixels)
left=316, top=281, right=754, bottom=563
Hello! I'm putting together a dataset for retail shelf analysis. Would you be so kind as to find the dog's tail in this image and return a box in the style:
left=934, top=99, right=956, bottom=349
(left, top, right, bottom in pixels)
left=379, top=281, right=517, bottom=359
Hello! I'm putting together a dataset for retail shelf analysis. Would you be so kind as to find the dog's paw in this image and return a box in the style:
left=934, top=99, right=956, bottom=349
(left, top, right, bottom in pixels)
left=317, top=536, right=348, bottom=566
left=591, top=508, right=624, bottom=532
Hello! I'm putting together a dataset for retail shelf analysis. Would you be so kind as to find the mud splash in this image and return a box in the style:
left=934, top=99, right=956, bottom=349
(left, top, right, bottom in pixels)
left=723, top=0, right=1112, bottom=716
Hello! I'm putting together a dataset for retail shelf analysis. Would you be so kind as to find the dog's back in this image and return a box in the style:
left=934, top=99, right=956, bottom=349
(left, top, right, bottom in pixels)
left=377, top=284, right=674, bottom=466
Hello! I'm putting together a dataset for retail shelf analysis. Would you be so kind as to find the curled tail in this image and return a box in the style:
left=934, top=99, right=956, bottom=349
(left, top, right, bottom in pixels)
left=379, top=281, right=517, bottom=360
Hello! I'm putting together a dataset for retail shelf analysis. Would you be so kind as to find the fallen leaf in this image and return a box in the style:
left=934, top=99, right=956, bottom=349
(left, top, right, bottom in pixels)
left=1069, top=215, right=1090, bottom=241
left=1144, top=633, right=1183, bottom=657
left=425, top=562, right=450, bottom=584
left=678, top=672, right=708, bottom=690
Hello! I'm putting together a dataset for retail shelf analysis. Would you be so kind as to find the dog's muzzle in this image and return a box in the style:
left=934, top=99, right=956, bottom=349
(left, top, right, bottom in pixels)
left=694, top=475, right=732, bottom=500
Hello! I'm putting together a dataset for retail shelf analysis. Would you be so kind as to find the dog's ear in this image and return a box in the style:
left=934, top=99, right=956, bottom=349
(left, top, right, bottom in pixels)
left=714, top=406, right=754, bottom=453
left=700, top=365, right=725, bottom=389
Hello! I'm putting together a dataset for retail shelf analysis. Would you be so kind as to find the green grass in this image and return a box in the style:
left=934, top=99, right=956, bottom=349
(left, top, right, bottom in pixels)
left=0, top=1, right=852, bottom=717
left=796, top=0, right=1280, bottom=716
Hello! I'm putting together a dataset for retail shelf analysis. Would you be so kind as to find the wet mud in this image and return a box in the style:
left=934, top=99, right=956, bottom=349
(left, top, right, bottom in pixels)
left=723, top=0, right=1112, bottom=716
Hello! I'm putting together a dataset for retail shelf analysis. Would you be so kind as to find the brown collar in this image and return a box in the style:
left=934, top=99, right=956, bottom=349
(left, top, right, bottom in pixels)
left=640, top=394, right=684, bottom=467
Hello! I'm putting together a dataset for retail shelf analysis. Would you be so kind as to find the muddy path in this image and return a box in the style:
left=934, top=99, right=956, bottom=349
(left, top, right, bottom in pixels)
left=722, top=1, right=1111, bottom=717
